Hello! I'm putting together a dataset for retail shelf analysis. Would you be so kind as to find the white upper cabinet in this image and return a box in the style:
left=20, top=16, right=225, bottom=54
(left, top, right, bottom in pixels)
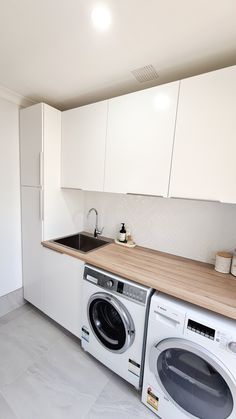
left=104, top=82, right=179, bottom=196
left=20, top=103, right=43, bottom=187
left=169, top=66, right=236, bottom=203
left=61, top=100, right=108, bottom=191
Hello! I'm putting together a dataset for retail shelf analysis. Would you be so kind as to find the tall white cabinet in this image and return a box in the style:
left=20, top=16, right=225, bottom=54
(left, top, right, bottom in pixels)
left=169, top=66, right=236, bottom=203
left=20, top=103, right=64, bottom=241
left=20, top=103, right=46, bottom=309
left=20, top=104, right=84, bottom=337
left=104, top=82, right=179, bottom=196
left=61, top=100, right=108, bottom=191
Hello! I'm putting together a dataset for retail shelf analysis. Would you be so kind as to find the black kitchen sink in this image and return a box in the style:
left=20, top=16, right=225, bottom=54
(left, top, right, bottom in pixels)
left=51, top=233, right=110, bottom=253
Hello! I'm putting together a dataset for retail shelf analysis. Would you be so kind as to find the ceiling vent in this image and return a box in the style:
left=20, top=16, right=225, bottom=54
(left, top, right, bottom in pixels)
left=131, top=64, right=159, bottom=83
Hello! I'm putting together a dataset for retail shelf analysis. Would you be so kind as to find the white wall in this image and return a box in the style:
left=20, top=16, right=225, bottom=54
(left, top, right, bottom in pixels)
left=84, top=192, right=236, bottom=264
left=0, top=97, right=22, bottom=297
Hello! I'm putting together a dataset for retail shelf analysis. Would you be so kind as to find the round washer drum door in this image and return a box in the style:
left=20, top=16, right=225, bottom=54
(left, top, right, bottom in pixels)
left=88, top=292, right=135, bottom=354
left=150, top=338, right=236, bottom=419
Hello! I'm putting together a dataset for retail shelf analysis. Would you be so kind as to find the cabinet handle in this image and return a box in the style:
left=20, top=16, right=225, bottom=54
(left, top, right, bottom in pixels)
left=39, top=152, right=44, bottom=187
left=126, top=193, right=164, bottom=198
left=39, top=189, right=44, bottom=221
left=61, top=186, right=83, bottom=191
left=169, top=196, right=220, bottom=203
left=220, top=200, right=234, bottom=204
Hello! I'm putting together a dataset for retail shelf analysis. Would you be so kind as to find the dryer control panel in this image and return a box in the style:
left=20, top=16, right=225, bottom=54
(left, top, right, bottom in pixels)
left=186, top=317, right=236, bottom=354
left=187, top=319, right=215, bottom=340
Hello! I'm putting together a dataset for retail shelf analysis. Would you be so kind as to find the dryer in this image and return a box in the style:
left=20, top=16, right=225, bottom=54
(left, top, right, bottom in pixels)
left=142, top=292, right=236, bottom=418
left=81, top=265, right=154, bottom=388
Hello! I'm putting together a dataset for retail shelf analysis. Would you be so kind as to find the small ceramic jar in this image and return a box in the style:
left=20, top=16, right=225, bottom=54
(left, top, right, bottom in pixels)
left=215, top=251, right=232, bottom=274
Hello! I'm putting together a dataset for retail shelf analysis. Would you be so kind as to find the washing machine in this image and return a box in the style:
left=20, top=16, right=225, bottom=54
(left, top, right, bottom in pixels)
left=81, top=264, right=153, bottom=388
left=142, top=292, right=236, bottom=418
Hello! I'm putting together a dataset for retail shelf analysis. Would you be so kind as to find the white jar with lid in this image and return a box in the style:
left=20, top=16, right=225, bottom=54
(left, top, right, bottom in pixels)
left=231, top=250, right=236, bottom=277
left=215, top=251, right=232, bottom=274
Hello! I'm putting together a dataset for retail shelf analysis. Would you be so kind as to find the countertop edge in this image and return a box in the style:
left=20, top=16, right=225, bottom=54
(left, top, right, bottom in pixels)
left=41, top=238, right=236, bottom=321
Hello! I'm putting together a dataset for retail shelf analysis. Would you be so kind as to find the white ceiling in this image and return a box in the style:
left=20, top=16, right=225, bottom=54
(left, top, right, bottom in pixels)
left=0, top=0, right=236, bottom=110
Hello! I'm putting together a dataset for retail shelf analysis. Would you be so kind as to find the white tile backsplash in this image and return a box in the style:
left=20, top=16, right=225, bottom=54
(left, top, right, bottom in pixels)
left=84, top=192, right=236, bottom=263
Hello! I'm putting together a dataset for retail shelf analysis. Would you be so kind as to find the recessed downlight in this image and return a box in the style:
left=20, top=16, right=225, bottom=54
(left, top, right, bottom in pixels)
left=91, top=4, right=112, bottom=31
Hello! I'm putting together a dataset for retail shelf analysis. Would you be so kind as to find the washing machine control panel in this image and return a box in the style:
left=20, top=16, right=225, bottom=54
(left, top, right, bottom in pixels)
left=105, top=279, right=114, bottom=288
left=84, top=266, right=147, bottom=304
left=120, top=283, right=146, bottom=304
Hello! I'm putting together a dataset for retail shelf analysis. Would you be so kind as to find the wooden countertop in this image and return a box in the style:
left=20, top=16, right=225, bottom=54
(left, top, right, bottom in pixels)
left=42, top=237, right=236, bottom=320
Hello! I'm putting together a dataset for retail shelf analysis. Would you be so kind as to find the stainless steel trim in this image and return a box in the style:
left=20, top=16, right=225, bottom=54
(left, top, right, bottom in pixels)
left=84, top=265, right=150, bottom=305
left=39, top=152, right=44, bottom=187
left=20, top=185, right=42, bottom=188
left=61, top=187, right=83, bottom=190
left=87, top=292, right=135, bottom=354
left=87, top=208, right=104, bottom=238
left=84, top=264, right=150, bottom=293
left=39, top=189, right=44, bottom=221
left=126, top=193, right=164, bottom=198
left=150, top=338, right=236, bottom=419
left=169, top=196, right=220, bottom=203
left=49, top=233, right=110, bottom=254
left=139, top=288, right=155, bottom=387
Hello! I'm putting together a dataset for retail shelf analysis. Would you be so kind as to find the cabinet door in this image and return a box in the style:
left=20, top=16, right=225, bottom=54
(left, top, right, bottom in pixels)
left=61, top=101, right=108, bottom=191
left=43, top=104, right=71, bottom=241
left=104, top=82, right=179, bottom=196
left=20, top=104, right=43, bottom=187
left=169, top=66, right=236, bottom=203
left=43, top=248, right=84, bottom=338
left=21, top=186, right=43, bottom=309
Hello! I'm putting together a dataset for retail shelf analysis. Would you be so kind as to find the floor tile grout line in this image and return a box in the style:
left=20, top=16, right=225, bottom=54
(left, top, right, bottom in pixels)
left=0, top=330, right=65, bottom=392
left=0, top=308, right=66, bottom=393
left=84, top=375, right=114, bottom=418
left=1, top=333, right=111, bottom=419
left=0, top=389, right=20, bottom=419
left=0, top=328, right=72, bottom=418
left=0, top=304, right=33, bottom=327
left=0, top=305, right=154, bottom=419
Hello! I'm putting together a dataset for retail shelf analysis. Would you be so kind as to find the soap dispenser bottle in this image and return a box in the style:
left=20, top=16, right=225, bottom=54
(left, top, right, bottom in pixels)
left=119, top=223, right=127, bottom=243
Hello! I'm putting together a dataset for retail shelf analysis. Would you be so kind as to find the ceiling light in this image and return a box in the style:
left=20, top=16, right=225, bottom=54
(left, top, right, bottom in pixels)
left=91, top=4, right=112, bottom=31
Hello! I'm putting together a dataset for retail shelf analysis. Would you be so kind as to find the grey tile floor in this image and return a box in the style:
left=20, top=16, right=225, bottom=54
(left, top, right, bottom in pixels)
left=0, top=304, right=155, bottom=419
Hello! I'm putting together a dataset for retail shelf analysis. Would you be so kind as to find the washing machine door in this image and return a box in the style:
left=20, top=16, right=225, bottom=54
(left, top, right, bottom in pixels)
left=88, top=292, right=135, bottom=354
left=150, top=338, right=236, bottom=419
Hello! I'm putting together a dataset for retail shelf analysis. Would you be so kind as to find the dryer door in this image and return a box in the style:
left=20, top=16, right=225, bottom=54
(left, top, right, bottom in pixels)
left=150, top=338, right=235, bottom=419
left=88, top=292, right=135, bottom=354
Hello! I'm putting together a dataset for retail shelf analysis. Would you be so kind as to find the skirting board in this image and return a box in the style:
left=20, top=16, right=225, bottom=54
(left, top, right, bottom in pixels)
left=0, top=287, right=25, bottom=318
